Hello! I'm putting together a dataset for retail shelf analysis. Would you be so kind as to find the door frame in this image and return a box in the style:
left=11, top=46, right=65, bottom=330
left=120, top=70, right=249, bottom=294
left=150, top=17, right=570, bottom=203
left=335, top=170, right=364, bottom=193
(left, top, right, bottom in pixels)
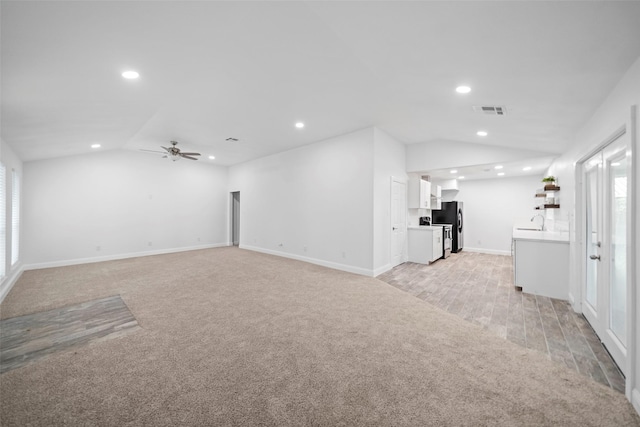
left=574, top=106, right=636, bottom=399
left=390, top=176, right=408, bottom=268
left=229, top=191, right=240, bottom=246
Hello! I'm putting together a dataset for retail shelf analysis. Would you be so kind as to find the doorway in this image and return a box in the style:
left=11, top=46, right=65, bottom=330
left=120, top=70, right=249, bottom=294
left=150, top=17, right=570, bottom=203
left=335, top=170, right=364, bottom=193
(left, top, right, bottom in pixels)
left=390, top=177, right=407, bottom=267
left=580, top=127, right=631, bottom=379
left=231, top=191, right=240, bottom=246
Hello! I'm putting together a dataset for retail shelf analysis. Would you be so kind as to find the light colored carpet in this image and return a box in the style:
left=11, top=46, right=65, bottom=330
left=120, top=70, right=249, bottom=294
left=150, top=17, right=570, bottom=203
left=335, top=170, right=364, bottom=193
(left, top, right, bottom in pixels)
left=1, top=247, right=638, bottom=426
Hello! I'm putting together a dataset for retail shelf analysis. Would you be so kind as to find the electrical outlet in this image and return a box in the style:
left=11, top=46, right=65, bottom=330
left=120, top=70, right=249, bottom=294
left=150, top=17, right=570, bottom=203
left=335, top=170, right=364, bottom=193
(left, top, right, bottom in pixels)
left=303, top=246, right=307, bottom=252
left=96, top=246, right=101, bottom=252
left=148, top=241, right=152, bottom=246
left=342, top=251, right=346, bottom=258
left=197, top=237, right=201, bottom=242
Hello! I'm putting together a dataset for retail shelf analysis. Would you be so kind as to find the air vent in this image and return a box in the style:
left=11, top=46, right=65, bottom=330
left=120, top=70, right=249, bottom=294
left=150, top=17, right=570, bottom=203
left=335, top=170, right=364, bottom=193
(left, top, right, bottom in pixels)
left=473, top=105, right=507, bottom=116
left=225, top=137, right=239, bottom=142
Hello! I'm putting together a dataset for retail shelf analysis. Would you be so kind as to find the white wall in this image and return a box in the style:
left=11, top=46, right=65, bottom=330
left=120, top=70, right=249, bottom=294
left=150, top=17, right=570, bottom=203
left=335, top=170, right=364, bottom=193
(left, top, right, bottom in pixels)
left=373, top=128, right=407, bottom=274
left=545, top=55, right=640, bottom=412
left=0, top=139, right=24, bottom=301
left=229, top=128, right=375, bottom=275
left=23, top=149, right=229, bottom=267
left=455, top=175, right=544, bottom=255
left=406, top=139, right=554, bottom=173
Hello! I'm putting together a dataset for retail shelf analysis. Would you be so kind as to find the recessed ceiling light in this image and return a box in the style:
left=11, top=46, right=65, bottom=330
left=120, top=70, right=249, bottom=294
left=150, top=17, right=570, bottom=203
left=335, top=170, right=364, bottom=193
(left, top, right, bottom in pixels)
left=450, top=169, right=458, bottom=174
left=122, top=70, right=139, bottom=79
left=523, top=166, right=532, bottom=171
left=208, top=155, right=215, bottom=160
left=476, top=131, right=488, bottom=137
left=497, top=172, right=505, bottom=176
left=91, top=143, right=101, bottom=149
left=494, top=165, right=503, bottom=170
left=458, top=176, right=465, bottom=180
left=295, top=122, right=305, bottom=129
left=456, top=86, right=471, bottom=94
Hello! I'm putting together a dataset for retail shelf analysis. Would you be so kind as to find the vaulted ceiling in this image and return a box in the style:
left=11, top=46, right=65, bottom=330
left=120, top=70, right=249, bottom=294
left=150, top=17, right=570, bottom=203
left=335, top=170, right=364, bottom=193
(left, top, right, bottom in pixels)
left=2, top=1, right=640, bottom=166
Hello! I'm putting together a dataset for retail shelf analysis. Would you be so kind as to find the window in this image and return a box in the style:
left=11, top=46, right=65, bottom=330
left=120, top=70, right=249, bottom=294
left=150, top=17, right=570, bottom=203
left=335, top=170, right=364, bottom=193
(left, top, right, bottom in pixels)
left=11, top=169, right=20, bottom=266
left=0, top=163, right=5, bottom=278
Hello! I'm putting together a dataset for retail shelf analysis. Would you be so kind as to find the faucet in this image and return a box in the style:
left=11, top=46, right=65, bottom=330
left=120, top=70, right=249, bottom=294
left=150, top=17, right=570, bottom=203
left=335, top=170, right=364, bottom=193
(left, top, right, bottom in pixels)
left=530, top=214, right=545, bottom=231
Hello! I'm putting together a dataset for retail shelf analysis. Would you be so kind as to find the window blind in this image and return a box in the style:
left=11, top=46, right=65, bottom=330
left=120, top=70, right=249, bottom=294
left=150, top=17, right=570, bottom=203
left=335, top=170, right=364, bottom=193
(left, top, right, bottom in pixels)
left=11, top=169, right=19, bottom=266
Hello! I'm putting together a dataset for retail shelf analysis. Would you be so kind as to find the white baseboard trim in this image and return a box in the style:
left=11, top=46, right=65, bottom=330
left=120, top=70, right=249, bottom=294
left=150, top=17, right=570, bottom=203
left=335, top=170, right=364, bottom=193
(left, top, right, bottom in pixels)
left=0, top=263, right=25, bottom=304
left=462, top=247, right=511, bottom=256
left=23, top=243, right=231, bottom=271
left=240, top=245, right=375, bottom=277
left=373, top=264, right=392, bottom=277
left=632, top=388, right=640, bottom=416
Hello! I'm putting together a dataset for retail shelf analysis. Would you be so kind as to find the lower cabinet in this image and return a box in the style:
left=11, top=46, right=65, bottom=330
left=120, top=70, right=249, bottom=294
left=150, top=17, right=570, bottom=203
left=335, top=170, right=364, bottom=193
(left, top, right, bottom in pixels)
left=513, top=238, right=569, bottom=300
left=408, top=227, right=443, bottom=264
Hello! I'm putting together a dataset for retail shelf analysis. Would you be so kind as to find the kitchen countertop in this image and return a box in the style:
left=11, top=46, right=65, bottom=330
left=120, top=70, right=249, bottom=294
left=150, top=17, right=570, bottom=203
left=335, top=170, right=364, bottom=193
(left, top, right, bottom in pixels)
left=408, top=226, right=442, bottom=231
left=512, top=228, right=569, bottom=243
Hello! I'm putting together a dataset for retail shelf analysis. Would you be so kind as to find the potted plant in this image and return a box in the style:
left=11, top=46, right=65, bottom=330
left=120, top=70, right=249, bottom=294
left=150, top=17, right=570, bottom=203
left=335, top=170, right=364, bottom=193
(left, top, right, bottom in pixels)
left=542, top=176, right=557, bottom=190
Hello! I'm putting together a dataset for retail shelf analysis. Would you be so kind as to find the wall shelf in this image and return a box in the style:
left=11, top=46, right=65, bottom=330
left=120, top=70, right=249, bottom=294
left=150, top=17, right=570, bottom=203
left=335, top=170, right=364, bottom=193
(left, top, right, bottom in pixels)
left=534, top=186, right=560, bottom=209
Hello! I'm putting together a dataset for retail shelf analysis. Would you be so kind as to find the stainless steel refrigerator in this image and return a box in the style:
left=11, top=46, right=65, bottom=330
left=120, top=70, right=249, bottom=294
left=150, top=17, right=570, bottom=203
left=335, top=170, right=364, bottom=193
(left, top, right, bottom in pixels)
left=432, top=201, right=463, bottom=253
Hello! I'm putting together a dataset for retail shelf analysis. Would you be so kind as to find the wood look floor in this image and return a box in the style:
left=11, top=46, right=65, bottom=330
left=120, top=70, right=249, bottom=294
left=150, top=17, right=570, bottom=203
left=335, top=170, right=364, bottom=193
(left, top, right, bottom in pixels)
left=0, top=295, right=140, bottom=374
left=377, top=251, right=626, bottom=393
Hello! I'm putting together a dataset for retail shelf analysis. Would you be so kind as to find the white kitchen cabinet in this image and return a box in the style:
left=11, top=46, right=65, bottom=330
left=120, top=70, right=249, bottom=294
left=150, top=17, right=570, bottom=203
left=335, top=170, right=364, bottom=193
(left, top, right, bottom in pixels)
left=512, top=229, right=569, bottom=300
left=408, top=178, right=431, bottom=209
left=430, top=184, right=442, bottom=210
left=408, top=226, right=442, bottom=264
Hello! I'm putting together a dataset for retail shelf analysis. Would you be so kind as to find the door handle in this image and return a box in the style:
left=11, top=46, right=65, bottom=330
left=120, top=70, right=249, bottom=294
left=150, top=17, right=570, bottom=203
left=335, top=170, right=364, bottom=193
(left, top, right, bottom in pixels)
left=589, top=254, right=600, bottom=261
left=392, top=227, right=398, bottom=230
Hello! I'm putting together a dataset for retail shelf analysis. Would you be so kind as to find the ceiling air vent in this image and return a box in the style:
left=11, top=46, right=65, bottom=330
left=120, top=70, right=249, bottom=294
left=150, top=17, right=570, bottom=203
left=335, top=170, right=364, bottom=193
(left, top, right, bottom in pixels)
left=472, top=105, right=507, bottom=116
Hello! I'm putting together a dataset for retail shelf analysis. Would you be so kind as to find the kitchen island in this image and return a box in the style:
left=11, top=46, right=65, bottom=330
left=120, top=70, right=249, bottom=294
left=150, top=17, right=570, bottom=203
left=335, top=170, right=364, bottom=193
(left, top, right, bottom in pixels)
left=512, top=228, right=570, bottom=300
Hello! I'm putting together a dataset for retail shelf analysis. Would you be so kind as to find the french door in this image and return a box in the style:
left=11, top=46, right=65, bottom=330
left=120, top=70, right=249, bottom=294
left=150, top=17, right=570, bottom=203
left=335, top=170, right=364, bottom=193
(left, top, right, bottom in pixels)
left=582, top=129, right=630, bottom=375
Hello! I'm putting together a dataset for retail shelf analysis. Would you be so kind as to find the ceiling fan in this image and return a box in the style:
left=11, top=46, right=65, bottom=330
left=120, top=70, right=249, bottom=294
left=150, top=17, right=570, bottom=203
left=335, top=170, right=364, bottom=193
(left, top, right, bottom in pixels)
left=141, top=141, right=201, bottom=161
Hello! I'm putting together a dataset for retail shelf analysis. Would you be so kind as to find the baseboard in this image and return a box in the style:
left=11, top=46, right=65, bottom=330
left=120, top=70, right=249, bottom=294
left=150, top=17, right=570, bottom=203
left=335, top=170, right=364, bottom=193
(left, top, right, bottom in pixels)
left=373, top=264, right=392, bottom=277
left=0, top=263, right=25, bottom=304
left=23, top=243, right=231, bottom=271
left=632, top=388, right=640, bottom=417
left=462, top=247, right=511, bottom=256
left=240, top=245, right=374, bottom=277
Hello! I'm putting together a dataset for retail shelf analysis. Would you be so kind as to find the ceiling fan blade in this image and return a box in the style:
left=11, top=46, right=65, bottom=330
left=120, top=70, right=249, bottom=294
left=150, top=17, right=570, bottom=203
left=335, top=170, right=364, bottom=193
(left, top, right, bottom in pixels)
left=161, top=146, right=170, bottom=152
left=140, top=149, right=166, bottom=154
left=179, top=152, right=201, bottom=156
left=181, top=154, right=199, bottom=161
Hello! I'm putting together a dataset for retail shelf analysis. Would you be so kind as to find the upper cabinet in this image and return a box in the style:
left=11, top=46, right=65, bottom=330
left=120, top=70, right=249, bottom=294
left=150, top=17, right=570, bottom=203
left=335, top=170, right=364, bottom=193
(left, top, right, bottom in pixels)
left=409, top=177, right=431, bottom=209
left=430, top=184, right=442, bottom=210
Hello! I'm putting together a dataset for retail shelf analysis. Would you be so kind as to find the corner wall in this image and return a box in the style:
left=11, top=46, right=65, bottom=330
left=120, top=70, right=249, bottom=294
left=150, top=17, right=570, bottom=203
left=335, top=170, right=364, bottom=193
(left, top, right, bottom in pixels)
left=546, top=55, right=640, bottom=413
left=228, top=128, right=375, bottom=275
left=455, top=175, right=544, bottom=255
left=373, top=128, right=407, bottom=275
left=22, top=149, right=229, bottom=268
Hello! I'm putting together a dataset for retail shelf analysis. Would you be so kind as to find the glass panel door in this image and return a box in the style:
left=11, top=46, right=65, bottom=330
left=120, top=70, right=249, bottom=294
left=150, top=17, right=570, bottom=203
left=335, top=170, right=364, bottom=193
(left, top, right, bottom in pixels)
left=584, top=154, right=601, bottom=311
left=581, top=131, right=629, bottom=377
left=609, top=155, right=627, bottom=346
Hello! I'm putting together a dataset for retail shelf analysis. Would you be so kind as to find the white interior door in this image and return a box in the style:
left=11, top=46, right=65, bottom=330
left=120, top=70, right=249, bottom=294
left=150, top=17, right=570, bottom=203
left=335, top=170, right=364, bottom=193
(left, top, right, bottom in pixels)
left=582, top=131, right=630, bottom=375
left=391, top=178, right=406, bottom=267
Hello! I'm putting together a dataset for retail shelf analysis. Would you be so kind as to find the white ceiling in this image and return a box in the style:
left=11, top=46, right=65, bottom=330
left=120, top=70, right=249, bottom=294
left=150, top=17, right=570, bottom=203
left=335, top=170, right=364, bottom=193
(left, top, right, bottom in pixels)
left=426, top=155, right=557, bottom=182
left=2, top=1, right=640, bottom=166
